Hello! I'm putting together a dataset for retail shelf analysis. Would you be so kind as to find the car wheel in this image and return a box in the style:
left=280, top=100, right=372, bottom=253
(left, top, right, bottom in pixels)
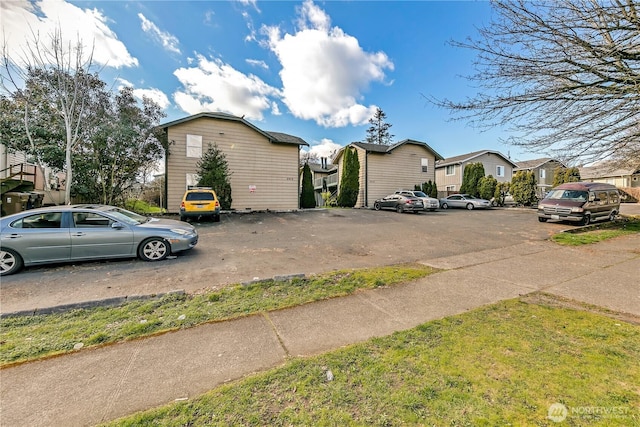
left=179, top=215, right=186, bottom=222
left=138, top=238, right=169, bottom=262
left=441, top=202, right=448, bottom=209
left=466, top=203, right=474, bottom=210
left=0, top=249, right=23, bottom=276
left=609, top=210, right=617, bottom=222
left=396, top=205, right=403, bottom=213
left=538, top=217, right=547, bottom=222
left=374, top=202, right=381, bottom=211
left=213, top=214, right=221, bottom=222
left=581, top=214, right=591, bottom=226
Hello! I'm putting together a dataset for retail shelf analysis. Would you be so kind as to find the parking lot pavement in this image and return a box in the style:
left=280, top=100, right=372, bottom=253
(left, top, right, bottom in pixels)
left=1, top=207, right=570, bottom=315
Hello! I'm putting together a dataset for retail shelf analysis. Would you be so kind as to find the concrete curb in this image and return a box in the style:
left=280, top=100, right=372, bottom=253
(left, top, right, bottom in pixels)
left=0, top=289, right=186, bottom=319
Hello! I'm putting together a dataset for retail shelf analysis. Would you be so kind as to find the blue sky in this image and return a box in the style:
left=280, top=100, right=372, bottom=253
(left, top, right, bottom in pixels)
left=2, top=0, right=532, bottom=162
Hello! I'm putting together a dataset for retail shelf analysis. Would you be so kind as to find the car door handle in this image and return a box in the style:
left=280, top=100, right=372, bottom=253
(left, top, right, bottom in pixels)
left=72, top=232, right=86, bottom=237
left=6, top=234, right=22, bottom=239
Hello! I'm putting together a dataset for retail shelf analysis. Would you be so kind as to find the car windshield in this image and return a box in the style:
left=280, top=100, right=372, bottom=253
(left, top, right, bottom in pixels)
left=104, top=207, right=149, bottom=225
left=413, top=191, right=427, bottom=197
left=545, top=189, right=588, bottom=201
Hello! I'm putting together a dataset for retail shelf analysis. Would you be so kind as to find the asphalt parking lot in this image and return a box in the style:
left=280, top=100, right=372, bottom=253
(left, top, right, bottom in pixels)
left=0, top=206, right=610, bottom=314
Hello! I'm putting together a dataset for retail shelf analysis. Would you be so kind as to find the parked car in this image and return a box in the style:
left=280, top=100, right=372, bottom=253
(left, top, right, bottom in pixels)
left=373, top=194, right=424, bottom=213
left=0, top=204, right=198, bottom=276
left=537, top=182, right=619, bottom=225
left=439, top=194, right=491, bottom=210
left=395, top=190, right=439, bottom=211
left=180, top=187, right=221, bottom=222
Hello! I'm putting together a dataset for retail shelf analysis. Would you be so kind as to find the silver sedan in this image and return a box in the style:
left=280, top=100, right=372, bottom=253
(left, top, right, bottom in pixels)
left=0, top=204, right=198, bottom=276
left=439, top=194, right=492, bottom=210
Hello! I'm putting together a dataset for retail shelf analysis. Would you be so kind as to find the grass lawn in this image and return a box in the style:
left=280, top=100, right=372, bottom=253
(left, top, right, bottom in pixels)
left=552, top=218, right=640, bottom=246
left=103, top=294, right=640, bottom=426
left=0, top=264, right=436, bottom=366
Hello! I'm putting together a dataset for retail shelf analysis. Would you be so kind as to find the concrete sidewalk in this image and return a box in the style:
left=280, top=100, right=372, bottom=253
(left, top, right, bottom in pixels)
left=1, top=235, right=639, bottom=427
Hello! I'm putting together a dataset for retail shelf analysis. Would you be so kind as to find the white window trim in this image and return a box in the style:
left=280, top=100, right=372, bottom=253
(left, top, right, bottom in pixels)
left=496, top=165, right=505, bottom=177
left=446, top=185, right=456, bottom=191
left=445, top=165, right=455, bottom=176
left=421, top=158, right=429, bottom=173
left=540, top=169, right=546, bottom=179
left=186, top=134, right=203, bottom=158
left=186, top=173, right=200, bottom=189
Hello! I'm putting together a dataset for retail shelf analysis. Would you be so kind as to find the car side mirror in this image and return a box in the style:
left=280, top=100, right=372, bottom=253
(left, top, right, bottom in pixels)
left=111, top=222, right=125, bottom=229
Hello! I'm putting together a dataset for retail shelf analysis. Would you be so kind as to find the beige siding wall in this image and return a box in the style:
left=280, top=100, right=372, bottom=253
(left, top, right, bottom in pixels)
left=166, top=117, right=300, bottom=213
left=436, top=164, right=462, bottom=192
left=437, top=154, right=514, bottom=193
left=357, top=145, right=437, bottom=207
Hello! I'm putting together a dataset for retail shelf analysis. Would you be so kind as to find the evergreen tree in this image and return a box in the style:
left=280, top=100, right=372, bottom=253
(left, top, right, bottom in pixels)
left=337, top=148, right=360, bottom=207
left=460, top=162, right=485, bottom=197
left=479, top=175, right=498, bottom=200
left=300, top=163, right=316, bottom=208
left=197, top=144, right=232, bottom=210
left=365, top=107, right=394, bottom=145
left=493, top=182, right=511, bottom=206
left=552, top=166, right=581, bottom=187
left=511, top=171, right=537, bottom=205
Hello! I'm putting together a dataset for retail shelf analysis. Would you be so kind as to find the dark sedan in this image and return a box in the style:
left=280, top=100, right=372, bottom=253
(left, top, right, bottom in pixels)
left=373, top=194, right=424, bottom=213
left=0, top=204, right=198, bottom=276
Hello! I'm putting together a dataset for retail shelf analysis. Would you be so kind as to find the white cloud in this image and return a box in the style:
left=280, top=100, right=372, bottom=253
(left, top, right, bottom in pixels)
left=246, top=58, right=269, bottom=70
left=173, top=54, right=280, bottom=120
left=262, top=0, right=393, bottom=127
left=138, top=13, right=181, bottom=55
left=117, top=78, right=170, bottom=109
left=308, top=139, right=342, bottom=160
left=133, top=88, right=171, bottom=109
left=0, top=0, right=138, bottom=68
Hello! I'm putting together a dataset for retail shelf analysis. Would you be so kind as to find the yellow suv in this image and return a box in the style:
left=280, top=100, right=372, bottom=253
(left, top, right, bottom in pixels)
left=179, top=187, right=221, bottom=222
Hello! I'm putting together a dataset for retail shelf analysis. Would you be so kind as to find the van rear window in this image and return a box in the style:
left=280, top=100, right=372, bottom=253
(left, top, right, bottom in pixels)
left=186, top=192, right=215, bottom=201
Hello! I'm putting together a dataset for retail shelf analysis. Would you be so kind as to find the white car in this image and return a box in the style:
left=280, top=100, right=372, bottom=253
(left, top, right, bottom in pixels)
left=395, top=190, right=439, bottom=211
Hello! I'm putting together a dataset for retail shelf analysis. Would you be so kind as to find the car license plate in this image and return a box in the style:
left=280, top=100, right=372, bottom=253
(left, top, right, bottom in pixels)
left=196, top=204, right=205, bottom=208
left=551, top=214, right=560, bottom=220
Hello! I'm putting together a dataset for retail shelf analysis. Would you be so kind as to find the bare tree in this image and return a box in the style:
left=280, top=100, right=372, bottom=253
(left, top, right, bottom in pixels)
left=1, top=27, right=97, bottom=204
left=432, top=0, right=640, bottom=168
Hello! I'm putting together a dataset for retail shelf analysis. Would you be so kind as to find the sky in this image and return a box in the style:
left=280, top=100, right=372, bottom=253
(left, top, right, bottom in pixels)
left=1, top=0, right=534, bottom=164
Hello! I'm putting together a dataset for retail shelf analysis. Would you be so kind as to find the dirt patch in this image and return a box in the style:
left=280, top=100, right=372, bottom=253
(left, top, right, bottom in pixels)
left=521, top=292, right=640, bottom=326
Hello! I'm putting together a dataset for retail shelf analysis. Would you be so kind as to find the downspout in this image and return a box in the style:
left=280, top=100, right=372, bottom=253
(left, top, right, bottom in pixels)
left=364, top=150, right=368, bottom=208
left=297, top=145, right=301, bottom=209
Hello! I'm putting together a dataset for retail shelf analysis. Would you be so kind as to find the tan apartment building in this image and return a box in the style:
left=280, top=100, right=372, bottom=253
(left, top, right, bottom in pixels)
left=332, top=139, right=443, bottom=208
left=435, top=150, right=517, bottom=196
left=514, top=157, right=566, bottom=197
left=161, top=112, right=308, bottom=213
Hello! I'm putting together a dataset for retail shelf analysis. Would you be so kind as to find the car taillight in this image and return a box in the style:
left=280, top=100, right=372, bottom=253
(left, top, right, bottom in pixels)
left=406, top=200, right=412, bottom=204
left=181, top=202, right=185, bottom=208
left=216, top=200, right=220, bottom=207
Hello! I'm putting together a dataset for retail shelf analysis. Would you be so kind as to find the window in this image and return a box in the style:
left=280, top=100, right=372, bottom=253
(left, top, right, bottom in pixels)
left=496, top=165, right=505, bottom=177
left=421, top=158, right=429, bottom=173
left=539, top=169, right=546, bottom=179
left=446, top=185, right=455, bottom=191
left=186, top=134, right=203, bottom=158
left=445, top=165, right=455, bottom=176
left=73, top=212, right=113, bottom=228
left=186, top=173, right=200, bottom=189
left=12, top=212, right=62, bottom=229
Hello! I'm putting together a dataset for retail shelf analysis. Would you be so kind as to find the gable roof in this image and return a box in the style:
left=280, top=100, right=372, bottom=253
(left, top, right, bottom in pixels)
left=334, top=139, right=444, bottom=163
left=514, top=157, right=566, bottom=170
left=307, top=163, right=338, bottom=173
left=436, top=150, right=518, bottom=168
left=159, top=112, right=308, bottom=146
left=579, top=164, right=640, bottom=179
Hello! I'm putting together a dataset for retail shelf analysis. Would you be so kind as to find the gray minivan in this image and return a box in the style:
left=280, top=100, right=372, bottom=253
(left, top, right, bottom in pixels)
left=537, top=182, right=620, bottom=225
